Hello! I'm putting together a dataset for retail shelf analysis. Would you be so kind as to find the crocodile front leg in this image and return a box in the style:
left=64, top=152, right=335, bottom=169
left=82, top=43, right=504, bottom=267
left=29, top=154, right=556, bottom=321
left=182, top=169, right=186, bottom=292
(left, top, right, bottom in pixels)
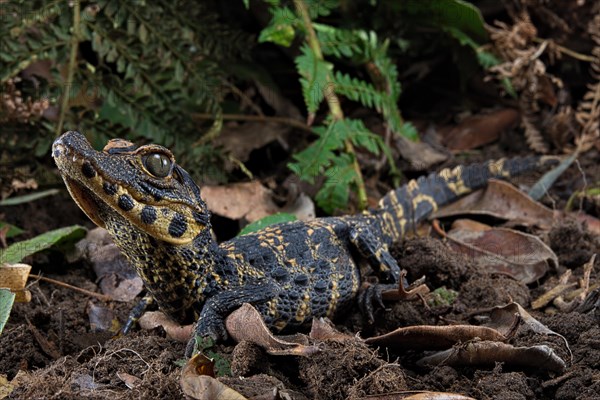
left=185, top=282, right=281, bottom=357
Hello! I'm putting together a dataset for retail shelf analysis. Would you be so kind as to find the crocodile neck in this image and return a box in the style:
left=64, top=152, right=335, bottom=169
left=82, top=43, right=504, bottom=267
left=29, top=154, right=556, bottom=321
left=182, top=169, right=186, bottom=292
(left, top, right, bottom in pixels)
left=102, top=204, right=227, bottom=322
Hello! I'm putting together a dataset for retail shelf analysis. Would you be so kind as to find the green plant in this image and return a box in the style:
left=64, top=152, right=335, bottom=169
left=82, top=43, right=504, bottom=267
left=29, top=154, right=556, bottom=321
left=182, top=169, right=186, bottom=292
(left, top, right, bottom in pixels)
left=257, top=0, right=488, bottom=213
left=257, top=0, right=409, bottom=213
left=1, top=0, right=250, bottom=179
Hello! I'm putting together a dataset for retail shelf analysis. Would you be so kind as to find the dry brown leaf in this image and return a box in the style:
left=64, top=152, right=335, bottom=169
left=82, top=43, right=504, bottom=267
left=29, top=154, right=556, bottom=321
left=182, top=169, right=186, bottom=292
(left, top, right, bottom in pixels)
left=0, top=263, right=31, bottom=303
left=432, top=180, right=556, bottom=229
left=571, top=213, right=600, bottom=235
left=74, top=228, right=143, bottom=302
left=364, top=325, right=506, bottom=351
left=181, top=353, right=247, bottom=400
left=215, top=122, right=291, bottom=163
left=395, top=135, right=448, bottom=171
left=309, top=317, right=354, bottom=341
left=25, top=316, right=61, bottom=359
left=365, top=391, right=475, bottom=400
left=202, top=181, right=279, bottom=222
left=87, top=302, right=119, bottom=333
left=487, top=302, right=571, bottom=359
left=137, top=311, right=193, bottom=343
left=225, top=303, right=319, bottom=356
left=417, top=341, right=566, bottom=373
left=440, top=109, right=519, bottom=151
left=116, top=371, right=142, bottom=390
left=446, top=226, right=557, bottom=284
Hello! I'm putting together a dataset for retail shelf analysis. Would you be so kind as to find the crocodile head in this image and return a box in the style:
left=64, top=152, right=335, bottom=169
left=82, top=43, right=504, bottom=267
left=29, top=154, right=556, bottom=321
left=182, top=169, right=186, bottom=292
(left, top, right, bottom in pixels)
left=52, top=131, right=211, bottom=245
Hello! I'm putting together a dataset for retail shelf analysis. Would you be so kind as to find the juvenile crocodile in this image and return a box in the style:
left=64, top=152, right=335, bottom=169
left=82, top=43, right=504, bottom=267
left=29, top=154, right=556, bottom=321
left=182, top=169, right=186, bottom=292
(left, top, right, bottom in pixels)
left=52, top=131, right=558, bottom=354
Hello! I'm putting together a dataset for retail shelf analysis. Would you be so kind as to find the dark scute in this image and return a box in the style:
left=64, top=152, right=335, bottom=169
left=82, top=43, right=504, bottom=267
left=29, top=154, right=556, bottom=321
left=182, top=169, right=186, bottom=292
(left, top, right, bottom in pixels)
left=168, top=213, right=188, bottom=238
left=103, top=182, right=117, bottom=195
left=272, top=267, right=289, bottom=281
left=81, top=162, right=96, bottom=178
left=192, top=210, right=209, bottom=225
left=141, top=205, right=157, bottom=224
left=118, top=194, right=135, bottom=211
left=293, top=274, right=309, bottom=286
left=314, top=280, right=328, bottom=292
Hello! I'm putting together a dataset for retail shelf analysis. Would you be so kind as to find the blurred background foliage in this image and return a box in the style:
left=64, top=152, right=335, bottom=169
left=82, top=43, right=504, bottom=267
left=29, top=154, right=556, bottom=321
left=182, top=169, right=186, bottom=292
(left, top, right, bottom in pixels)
left=2, top=0, right=595, bottom=212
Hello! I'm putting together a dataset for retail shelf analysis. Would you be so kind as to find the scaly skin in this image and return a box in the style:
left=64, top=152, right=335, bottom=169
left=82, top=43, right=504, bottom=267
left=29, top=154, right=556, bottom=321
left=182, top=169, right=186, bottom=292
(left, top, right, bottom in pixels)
left=52, top=131, right=559, bottom=354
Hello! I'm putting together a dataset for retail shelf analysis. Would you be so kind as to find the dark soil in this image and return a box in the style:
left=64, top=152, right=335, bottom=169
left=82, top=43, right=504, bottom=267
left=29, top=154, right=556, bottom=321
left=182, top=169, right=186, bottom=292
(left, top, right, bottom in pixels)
left=2, top=152, right=600, bottom=400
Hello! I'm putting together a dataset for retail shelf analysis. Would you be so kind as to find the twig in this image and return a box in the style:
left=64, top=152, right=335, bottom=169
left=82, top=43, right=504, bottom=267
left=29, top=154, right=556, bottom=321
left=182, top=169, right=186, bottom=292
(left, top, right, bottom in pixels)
left=191, top=113, right=313, bottom=133
left=29, top=273, right=111, bottom=302
left=55, top=0, right=80, bottom=137
left=533, top=37, right=596, bottom=63
left=293, top=0, right=367, bottom=210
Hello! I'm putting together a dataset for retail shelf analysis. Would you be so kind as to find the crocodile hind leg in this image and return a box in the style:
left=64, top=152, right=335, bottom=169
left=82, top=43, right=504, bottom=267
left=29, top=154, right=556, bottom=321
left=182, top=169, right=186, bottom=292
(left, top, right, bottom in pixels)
left=349, top=225, right=403, bottom=323
left=185, top=282, right=280, bottom=357
left=349, top=225, right=401, bottom=283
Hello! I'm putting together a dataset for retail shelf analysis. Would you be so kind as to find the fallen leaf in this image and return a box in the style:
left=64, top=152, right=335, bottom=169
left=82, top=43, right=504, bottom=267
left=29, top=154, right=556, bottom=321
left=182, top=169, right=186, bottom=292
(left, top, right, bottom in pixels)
left=488, top=302, right=571, bottom=358
left=202, top=181, right=279, bottom=222
left=440, top=108, right=519, bottom=151
left=25, top=316, right=61, bottom=359
left=0, top=263, right=31, bottom=302
left=445, top=227, right=557, bottom=284
left=87, top=302, right=119, bottom=333
left=364, top=325, right=506, bottom=350
left=395, top=135, right=448, bottom=171
left=75, top=228, right=143, bottom=302
left=117, top=371, right=142, bottom=389
left=225, top=303, right=319, bottom=356
left=181, top=354, right=247, bottom=400
left=309, top=317, right=355, bottom=341
left=417, top=341, right=566, bottom=373
left=214, top=122, right=291, bottom=163
left=432, top=180, right=556, bottom=229
left=366, top=391, right=476, bottom=400
left=138, top=311, right=194, bottom=343
left=181, top=375, right=247, bottom=400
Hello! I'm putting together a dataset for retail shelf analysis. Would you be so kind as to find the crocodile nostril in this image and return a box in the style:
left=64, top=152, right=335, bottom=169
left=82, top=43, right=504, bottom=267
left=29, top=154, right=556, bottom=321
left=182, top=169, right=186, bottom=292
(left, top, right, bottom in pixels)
left=52, top=143, right=65, bottom=158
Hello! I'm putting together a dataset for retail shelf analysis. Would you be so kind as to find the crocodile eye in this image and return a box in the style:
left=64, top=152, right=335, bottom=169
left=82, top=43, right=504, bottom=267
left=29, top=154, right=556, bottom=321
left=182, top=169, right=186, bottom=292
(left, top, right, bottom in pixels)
left=143, top=153, right=172, bottom=178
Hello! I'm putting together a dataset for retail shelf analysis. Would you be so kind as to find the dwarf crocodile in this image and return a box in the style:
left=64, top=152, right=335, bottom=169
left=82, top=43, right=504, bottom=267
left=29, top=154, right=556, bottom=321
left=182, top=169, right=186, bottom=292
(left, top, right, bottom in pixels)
left=52, top=131, right=558, bottom=354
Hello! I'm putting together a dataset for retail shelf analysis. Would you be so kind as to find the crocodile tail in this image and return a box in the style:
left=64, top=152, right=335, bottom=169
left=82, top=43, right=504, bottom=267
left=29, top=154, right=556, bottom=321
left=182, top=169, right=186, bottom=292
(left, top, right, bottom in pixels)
left=375, top=156, right=561, bottom=244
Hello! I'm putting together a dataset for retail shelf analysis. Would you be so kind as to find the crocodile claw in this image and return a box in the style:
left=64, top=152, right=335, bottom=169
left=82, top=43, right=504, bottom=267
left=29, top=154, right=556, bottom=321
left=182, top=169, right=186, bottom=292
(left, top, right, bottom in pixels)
left=358, top=283, right=396, bottom=324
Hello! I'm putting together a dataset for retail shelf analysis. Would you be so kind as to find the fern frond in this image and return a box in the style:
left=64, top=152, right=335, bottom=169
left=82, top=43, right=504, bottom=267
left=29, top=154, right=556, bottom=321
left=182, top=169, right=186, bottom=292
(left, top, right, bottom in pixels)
left=295, top=43, right=331, bottom=115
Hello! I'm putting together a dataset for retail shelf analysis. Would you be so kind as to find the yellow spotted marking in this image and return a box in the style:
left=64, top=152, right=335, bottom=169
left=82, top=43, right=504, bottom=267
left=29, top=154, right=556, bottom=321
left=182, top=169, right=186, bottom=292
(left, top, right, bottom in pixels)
left=411, top=193, right=438, bottom=213
left=489, top=158, right=510, bottom=178
left=326, top=280, right=339, bottom=317
left=407, top=179, right=419, bottom=193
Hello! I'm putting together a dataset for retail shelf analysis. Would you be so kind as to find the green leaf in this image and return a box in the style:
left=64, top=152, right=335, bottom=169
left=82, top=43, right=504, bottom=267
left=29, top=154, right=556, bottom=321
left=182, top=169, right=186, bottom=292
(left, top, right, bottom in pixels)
left=174, top=60, right=184, bottom=82
left=295, top=44, right=331, bottom=114
left=289, top=123, right=341, bottom=182
left=138, top=24, right=148, bottom=44
left=402, top=0, right=487, bottom=42
left=238, top=213, right=297, bottom=236
left=529, top=154, right=576, bottom=201
left=315, top=154, right=356, bottom=213
left=0, top=225, right=86, bottom=264
left=0, top=189, right=60, bottom=206
left=258, top=7, right=295, bottom=47
left=0, top=289, right=16, bottom=336
left=0, top=222, right=25, bottom=239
